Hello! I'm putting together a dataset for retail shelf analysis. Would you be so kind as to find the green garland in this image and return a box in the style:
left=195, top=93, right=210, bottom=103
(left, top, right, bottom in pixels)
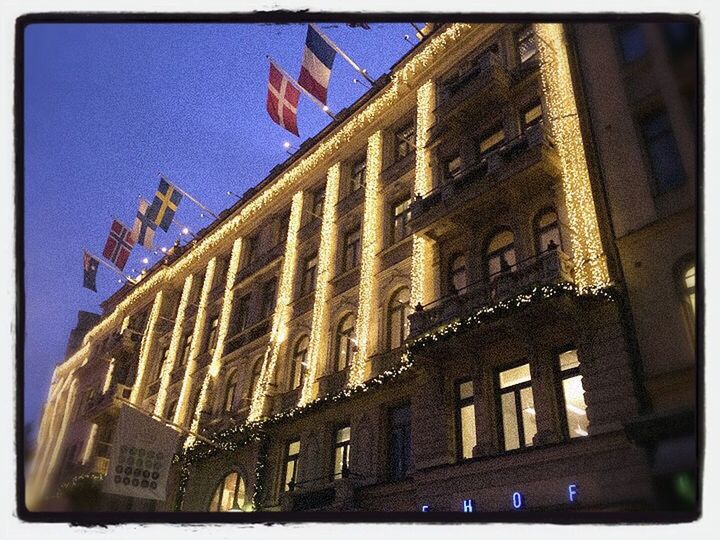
left=172, top=281, right=615, bottom=510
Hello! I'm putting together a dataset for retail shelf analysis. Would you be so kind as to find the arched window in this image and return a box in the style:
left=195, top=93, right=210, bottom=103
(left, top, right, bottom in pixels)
left=208, top=471, right=246, bottom=512
left=248, top=358, right=263, bottom=401
left=334, top=313, right=356, bottom=371
left=223, top=369, right=239, bottom=413
left=449, top=253, right=468, bottom=294
left=534, top=208, right=562, bottom=253
left=290, top=335, right=309, bottom=390
left=486, top=230, right=516, bottom=279
left=387, top=287, right=411, bottom=350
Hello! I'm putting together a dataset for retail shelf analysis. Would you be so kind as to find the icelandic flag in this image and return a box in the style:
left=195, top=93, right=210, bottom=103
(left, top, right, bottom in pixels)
left=267, top=61, right=301, bottom=136
left=146, top=178, right=182, bottom=233
left=298, top=25, right=336, bottom=105
left=133, top=199, right=157, bottom=250
left=83, top=251, right=99, bottom=292
left=103, top=220, right=135, bottom=271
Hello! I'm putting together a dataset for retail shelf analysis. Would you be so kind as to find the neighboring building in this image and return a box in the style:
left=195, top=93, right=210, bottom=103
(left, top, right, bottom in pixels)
left=26, top=20, right=698, bottom=516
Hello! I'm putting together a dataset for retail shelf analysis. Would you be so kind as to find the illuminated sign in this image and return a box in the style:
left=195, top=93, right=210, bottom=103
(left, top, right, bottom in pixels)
left=568, top=484, right=578, bottom=503
left=421, top=505, right=430, bottom=512
left=512, top=492, right=524, bottom=510
left=419, top=484, right=578, bottom=511
left=463, top=499, right=475, bottom=512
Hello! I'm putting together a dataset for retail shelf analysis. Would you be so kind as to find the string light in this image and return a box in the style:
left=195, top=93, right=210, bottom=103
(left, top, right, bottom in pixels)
left=350, top=130, right=383, bottom=387
left=300, top=163, right=341, bottom=405
left=81, top=423, right=98, bottom=465
left=102, top=357, right=115, bottom=394
left=130, top=290, right=165, bottom=404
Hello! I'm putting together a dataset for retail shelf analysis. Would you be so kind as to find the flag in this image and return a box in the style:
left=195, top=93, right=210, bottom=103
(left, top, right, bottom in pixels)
left=133, top=199, right=157, bottom=250
left=103, top=220, right=135, bottom=271
left=102, top=405, right=179, bottom=501
left=298, top=25, right=336, bottom=105
left=83, top=251, right=99, bottom=292
left=267, top=61, right=301, bottom=136
left=146, top=178, right=183, bottom=233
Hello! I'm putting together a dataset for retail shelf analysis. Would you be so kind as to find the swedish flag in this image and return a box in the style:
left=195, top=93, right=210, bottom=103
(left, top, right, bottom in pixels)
left=146, top=178, right=183, bottom=232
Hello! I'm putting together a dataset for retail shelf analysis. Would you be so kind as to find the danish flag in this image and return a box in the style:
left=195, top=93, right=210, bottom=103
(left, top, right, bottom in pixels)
left=267, top=61, right=301, bottom=136
left=103, top=219, right=135, bottom=271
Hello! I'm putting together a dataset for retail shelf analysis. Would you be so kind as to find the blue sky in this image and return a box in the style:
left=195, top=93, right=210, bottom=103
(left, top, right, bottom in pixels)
left=23, top=21, right=417, bottom=435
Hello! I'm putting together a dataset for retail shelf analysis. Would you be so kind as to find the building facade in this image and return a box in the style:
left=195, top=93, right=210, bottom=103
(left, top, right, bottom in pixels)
left=26, top=20, right=698, bottom=516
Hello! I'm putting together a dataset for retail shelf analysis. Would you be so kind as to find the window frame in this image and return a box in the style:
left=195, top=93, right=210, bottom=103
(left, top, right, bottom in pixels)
left=204, top=316, right=220, bottom=354
left=387, top=403, right=412, bottom=481
left=455, top=378, right=477, bottom=461
left=333, top=425, right=352, bottom=480
left=637, top=109, right=686, bottom=194
left=349, top=155, right=367, bottom=193
left=341, top=227, right=362, bottom=272
left=394, top=121, right=416, bottom=162
left=283, top=439, right=301, bottom=492
left=448, top=252, right=468, bottom=294
left=290, top=335, right=309, bottom=390
left=391, top=197, right=412, bottom=244
left=485, top=229, right=517, bottom=279
left=495, top=361, right=537, bottom=452
left=260, top=277, right=278, bottom=320
left=180, top=333, right=193, bottom=366
left=334, top=313, right=356, bottom=372
left=553, top=348, right=590, bottom=440
left=222, top=368, right=239, bottom=413
left=515, top=24, right=538, bottom=64
left=387, top=287, right=411, bottom=350
left=533, top=207, right=562, bottom=254
left=208, top=471, right=245, bottom=512
left=300, top=252, right=318, bottom=296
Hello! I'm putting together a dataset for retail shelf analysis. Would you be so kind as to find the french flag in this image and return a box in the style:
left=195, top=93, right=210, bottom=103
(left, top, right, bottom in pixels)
left=298, top=25, right=336, bottom=106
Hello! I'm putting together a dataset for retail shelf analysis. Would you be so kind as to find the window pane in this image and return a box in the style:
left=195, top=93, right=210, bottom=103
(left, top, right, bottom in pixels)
left=336, top=426, right=351, bottom=443
left=539, top=227, right=562, bottom=252
left=459, top=380, right=474, bottom=400
left=501, top=392, right=520, bottom=451
left=220, top=472, right=238, bottom=511
left=460, top=403, right=477, bottom=459
left=684, top=265, right=695, bottom=289
left=334, top=448, right=345, bottom=478
left=562, top=375, right=589, bottom=438
left=524, top=103, right=542, bottom=126
left=559, top=349, right=580, bottom=371
left=288, top=440, right=300, bottom=456
left=480, top=129, right=505, bottom=153
left=517, top=26, right=537, bottom=63
left=499, top=364, right=531, bottom=388
left=520, top=387, right=537, bottom=447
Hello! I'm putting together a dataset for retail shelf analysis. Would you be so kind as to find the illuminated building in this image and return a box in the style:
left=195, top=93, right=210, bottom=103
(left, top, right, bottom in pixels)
left=27, top=21, right=698, bottom=515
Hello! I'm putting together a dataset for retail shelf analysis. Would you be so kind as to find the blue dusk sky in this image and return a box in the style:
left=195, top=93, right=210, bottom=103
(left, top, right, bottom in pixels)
left=23, top=21, right=418, bottom=436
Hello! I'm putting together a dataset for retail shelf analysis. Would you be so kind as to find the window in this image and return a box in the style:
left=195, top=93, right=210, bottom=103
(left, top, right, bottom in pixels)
left=300, top=253, right=318, bottom=295
left=516, top=25, right=537, bottom=64
left=449, top=253, right=468, bottom=294
left=486, top=230, right=517, bottom=278
left=180, top=333, right=193, bottom=366
left=334, top=313, right=356, bottom=372
left=387, top=287, right=411, bottom=349
left=388, top=404, right=412, bottom=480
left=617, top=24, right=647, bottom=63
left=443, top=155, right=462, bottom=180
left=456, top=380, right=477, bottom=459
left=277, top=212, right=290, bottom=245
left=680, top=261, right=696, bottom=326
left=498, top=363, right=537, bottom=451
left=204, top=316, right=219, bottom=353
left=523, top=101, right=543, bottom=129
left=557, top=350, right=589, bottom=439
left=229, top=293, right=251, bottom=337
left=534, top=209, right=562, bottom=253
left=284, top=440, right=301, bottom=491
left=392, top=198, right=412, bottom=243
left=349, top=156, right=366, bottom=192
left=208, top=472, right=245, bottom=512
left=333, top=426, right=351, bottom=479
left=223, top=369, right=239, bottom=412
left=213, top=255, right=229, bottom=289
left=479, top=125, right=505, bottom=155
left=166, top=398, right=178, bottom=421
left=394, top=122, right=415, bottom=161
left=242, top=235, right=257, bottom=267
left=154, top=346, right=169, bottom=380
left=248, top=358, right=263, bottom=400
left=311, top=185, right=326, bottom=220
left=639, top=111, right=685, bottom=192
left=342, top=227, right=361, bottom=272
left=260, top=278, right=277, bottom=320
left=290, top=336, right=309, bottom=390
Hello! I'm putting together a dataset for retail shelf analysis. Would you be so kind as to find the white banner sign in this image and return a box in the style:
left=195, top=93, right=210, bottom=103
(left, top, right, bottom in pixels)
left=102, top=404, right=179, bottom=501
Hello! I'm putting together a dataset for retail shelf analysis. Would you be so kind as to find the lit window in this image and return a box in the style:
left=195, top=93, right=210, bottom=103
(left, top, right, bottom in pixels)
left=284, top=440, right=301, bottom=491
left=516, top=25, right=538, bottom=64
left=486, top=230, right=516, bottom=278
left=681, top=262, right=696, bottom=317
left=261, top=278, right=277, bottom=320
left=534, top=209, right=562, bottom=253
left=558, top=350, right=589, bottom=438
left=617, top=24, right=647, bottom=63
left=639, top=111, right=685, bottom=192
left=300, top=253, right=318, bottom=296
left=498, top=363, right=537, bottom=451
left=208, top=472, right=245, bottom=512
left=523, top=101, right=543, bottom=129
left=350, top=156, right=366, bottom=192
left=456, top=380, right=476, bottom=460
left=204, top=316, right=219, bottom=353
left=223, top=369, right=238, bottom=412
left=395, top=122, right=415, bottom=161
left=180, top=333, right=193, bottom=366
left=444, top=155, right=462, bottom=180
left=342, top=228, right=361, bottom=272
left=479, top=126, right=505, bottom=154
left=388, top=287, right=410, bottom=349
left=228, top=293, right=251, bottom=337
left=449, top=253, right=468, bottom=294
left=333, top=426, right=351, bottom=479
left=388, top=404, right=412, bottom=480
left=290, top=336, right=309, bottom=390
left=392, top=198, right=412, bottom=243
left=334, top=313, right=356, bottom=372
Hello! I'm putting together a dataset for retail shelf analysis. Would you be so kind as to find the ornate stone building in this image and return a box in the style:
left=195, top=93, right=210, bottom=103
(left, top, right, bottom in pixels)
left=27, top=20, right=698, bottom=515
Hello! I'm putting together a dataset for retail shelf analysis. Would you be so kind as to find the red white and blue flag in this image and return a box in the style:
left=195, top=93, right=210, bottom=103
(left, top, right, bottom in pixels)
left=298, top=25, right=337, bottom=106
left=267, top=61, right=301, bottom=136
left=103, top=219, right=135, bottom=271
left=133, top=198, right=157, bottom=250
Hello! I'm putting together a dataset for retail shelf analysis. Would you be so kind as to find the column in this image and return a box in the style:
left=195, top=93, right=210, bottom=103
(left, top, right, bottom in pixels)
left=130, top=289, right=165, bottom=405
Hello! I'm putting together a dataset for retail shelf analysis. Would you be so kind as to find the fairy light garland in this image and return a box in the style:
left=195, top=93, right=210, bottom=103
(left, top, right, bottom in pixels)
left=535, top=23, right=609, bottom=288
left=174, top=258, right=217, bottom=427
left=130, top=290, right=165, bottom=404
left=249, top=191, right=304, bottom=421
left=154, top=274, right=194, bottom=417
left=102, top=357, right=115, bottom=394
left=349, top=130, right=383, bottom=387
left=81, top=423, right=98, bottom=465
left=301, top=164, right=341, bottom=405
left=186, top=237, right=244, bottom=445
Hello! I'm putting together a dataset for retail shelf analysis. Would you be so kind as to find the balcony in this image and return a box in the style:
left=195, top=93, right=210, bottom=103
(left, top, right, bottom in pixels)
left=102, top=331, right=141, bottom=358
left=367, top=348, right=406, bottom=379
left=224, top=318, right=271, bottom=356
left=409, top=249, right=574, bottom=337
left=316, top=368, right=348, bottom=397
left=83, top=384, right=132, bottom=422
left=410, top=123, right=560, bottom=237
left=271, top=388, right=300, bottom=413
left=234, top=241, right=286, bottom=286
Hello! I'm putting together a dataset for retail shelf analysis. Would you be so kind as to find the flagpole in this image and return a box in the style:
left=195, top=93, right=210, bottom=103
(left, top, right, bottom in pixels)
left=267, top=55, right=336, bottom=119
left=309, top=23, right=375, bottom=84
left=86, top=250, right=136, bottom=283
left=160, top=174, right=219, bottom=219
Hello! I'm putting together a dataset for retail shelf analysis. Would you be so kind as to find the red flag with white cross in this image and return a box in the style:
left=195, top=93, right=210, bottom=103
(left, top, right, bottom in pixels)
left=267, top=60, right=301, bottom=136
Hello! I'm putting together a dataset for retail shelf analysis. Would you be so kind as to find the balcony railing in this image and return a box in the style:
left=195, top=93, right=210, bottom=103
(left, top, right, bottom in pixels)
left=409, top=249, right=574, bottom=337
left=234, top=241, right=286, bottom=286
left=224, top=318, right=271, bottom=355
